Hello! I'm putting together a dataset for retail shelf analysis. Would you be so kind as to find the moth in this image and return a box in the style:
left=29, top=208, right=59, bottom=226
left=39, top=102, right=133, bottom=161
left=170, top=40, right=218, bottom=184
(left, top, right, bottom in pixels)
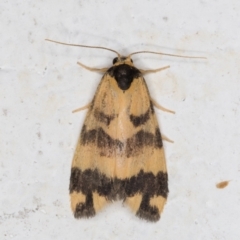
left=46, top=39, right=204, bottom=222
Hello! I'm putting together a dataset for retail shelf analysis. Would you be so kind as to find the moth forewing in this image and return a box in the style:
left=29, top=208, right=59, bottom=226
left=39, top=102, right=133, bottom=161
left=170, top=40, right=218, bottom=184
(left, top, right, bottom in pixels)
left=69, top=56, right=169, bottom=222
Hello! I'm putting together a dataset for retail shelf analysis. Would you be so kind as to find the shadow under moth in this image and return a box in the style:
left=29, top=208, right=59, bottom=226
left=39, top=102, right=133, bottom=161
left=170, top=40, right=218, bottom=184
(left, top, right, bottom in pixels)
left=46, top=39, right=204, bottom=222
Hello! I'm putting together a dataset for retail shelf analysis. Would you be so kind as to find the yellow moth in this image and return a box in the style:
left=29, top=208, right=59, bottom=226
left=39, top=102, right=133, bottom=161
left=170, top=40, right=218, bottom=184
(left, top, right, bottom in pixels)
left=46, top=39, right=204, bottom=221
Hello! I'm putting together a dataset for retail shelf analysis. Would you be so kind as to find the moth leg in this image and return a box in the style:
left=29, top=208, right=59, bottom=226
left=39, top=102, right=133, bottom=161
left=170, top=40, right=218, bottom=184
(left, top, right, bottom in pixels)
left=77, top=61, right=108, bottom=73
left=162, top=134, right=174, bottom=143
left=72, top=103, right=91, bottom=113
left=151, top=98, right=175, bottom=114
left=139, top=65, right=170, bottom=74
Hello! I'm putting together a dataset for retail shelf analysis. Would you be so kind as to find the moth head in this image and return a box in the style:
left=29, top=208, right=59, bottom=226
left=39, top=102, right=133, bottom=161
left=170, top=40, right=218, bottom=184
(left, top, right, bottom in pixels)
left=112, top=56, right=134, bottom=66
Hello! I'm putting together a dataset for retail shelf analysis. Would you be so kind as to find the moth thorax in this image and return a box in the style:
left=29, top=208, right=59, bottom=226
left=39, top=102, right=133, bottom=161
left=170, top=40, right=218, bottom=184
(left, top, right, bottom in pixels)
left=108, top=63, right=141, bottom=91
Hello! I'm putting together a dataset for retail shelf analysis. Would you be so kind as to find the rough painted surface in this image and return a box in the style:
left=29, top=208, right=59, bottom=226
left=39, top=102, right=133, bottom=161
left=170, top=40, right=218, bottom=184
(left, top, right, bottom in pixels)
left=1, top=0, right=240, bottom=239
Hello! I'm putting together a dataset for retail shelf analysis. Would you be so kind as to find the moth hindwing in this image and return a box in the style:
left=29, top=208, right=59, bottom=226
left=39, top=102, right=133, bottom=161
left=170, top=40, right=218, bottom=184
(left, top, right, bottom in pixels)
left=69, top=55, right=170, bottom=222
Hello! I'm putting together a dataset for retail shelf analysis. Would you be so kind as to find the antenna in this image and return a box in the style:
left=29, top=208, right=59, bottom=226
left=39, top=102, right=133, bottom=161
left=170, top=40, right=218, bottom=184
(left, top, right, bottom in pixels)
left=45, top=39, right=206, bottom=60
left=128, top=50, right=206, bottom=59
left=45, top=39, right=121, bottom=58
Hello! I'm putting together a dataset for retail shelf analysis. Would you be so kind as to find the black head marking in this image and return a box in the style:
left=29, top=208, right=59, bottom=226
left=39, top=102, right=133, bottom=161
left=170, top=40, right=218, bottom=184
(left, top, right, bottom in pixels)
left=112, top=57, right=133, bottom=64
left=108, top=64, right=141, bottom=90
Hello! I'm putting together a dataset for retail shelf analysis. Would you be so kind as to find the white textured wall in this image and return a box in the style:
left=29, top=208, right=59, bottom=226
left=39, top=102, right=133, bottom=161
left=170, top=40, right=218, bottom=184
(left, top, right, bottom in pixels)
left=1, top=1, right=240, bottom=239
